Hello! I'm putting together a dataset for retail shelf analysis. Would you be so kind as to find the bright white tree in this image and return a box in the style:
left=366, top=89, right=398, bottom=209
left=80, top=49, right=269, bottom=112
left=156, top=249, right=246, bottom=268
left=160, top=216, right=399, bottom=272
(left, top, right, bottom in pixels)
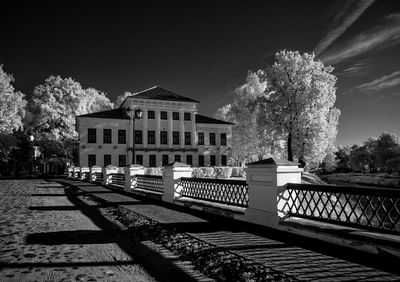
left=28, top=76, right=113, bottom=164
left=257, top=50, right=340, bottom=167
left=82, top=88, right=114, bottom=113
left=29, top=75, right=113, bottom=141
left=114, top=92, right=132, bottom=108
left=215, top=73, right=284, bottom=165
left=0, top=65, right=26, bottom=133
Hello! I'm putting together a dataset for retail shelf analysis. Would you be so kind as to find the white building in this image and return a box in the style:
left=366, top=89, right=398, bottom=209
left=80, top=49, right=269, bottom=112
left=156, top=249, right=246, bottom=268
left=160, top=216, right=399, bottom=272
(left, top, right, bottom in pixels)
left=76, top=86, right=233, bottom=167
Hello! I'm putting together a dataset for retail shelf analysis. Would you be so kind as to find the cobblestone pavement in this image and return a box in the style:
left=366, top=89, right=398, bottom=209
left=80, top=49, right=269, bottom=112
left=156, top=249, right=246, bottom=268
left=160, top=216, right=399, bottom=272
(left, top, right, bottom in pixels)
left=63, top=179, right=400, bottom=282
left=0, top=180, right=210, bottom=282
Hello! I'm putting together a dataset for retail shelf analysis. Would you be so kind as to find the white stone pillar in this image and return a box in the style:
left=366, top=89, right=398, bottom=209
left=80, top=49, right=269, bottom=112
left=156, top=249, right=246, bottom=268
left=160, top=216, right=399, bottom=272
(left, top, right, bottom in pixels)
left=168, top=110, right=173, bottom=148
left=80, top=166, right=89, bottom=181
left=143, top=109, right=148, bottom=147
left=68, top=167, right=74, bottom=178
left=155, top=110, right=160, bottom=148
left=180, top=111, right=185, bottom=148
left=162, top=162, right=192, bottom=203
left=103, top=165, right=118, bottom=186
left=89, top=165, right=102, bottom=182
left=124, top=164, right=145, bottom=191
left=244, top=158, right=302, bottom=228
left=73, top=167, right=80, bottom=179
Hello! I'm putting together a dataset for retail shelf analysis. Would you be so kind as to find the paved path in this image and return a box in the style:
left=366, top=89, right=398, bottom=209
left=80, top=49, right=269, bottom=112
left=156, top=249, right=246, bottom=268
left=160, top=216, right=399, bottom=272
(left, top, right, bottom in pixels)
left=0, top=179, right=211, bottom=282
left=61, top=179, right=400, bottom=282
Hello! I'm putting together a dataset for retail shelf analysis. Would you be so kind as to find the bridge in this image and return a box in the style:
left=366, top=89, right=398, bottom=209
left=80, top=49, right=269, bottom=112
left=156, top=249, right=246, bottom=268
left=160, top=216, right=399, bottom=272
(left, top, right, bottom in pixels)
left=63, top=158, right=400, bottom=281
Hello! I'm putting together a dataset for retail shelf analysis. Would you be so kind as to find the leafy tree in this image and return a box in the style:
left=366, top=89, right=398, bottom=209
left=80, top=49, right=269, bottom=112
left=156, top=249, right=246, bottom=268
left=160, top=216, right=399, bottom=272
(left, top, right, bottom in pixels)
left=321, top=151, right=337, bottom=173
left=0, top=65, right=27, bottom=175
left=215, top=73, right=284, bottom=165
left=335, top=146, right=352, bottom=172
left=0, top=65, right=26, bottom=133
left=82, top=88, right=114, bottom=113
left=28, top=75, right=113, bottom=164
left=363, top=137, right=378, bottom=172
left=114, top=92, right=132, bottom=108
left=375, top=132, right=399, bottom=171
left=257, top=50, right=340, bottom=167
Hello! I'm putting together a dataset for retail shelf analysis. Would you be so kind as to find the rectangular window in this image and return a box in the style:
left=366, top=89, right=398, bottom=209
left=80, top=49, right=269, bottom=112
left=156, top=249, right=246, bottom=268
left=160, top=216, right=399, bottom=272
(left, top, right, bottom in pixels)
left=148, top=130, right=155, bottom=144
left=88, top=128, right=96, bottom=143
left=149, top=155, right=156, bottom=167
left=173, top=131, right=180, bottom=145
left=160, top=111, right=168, bottom=120
left=198, top=155, right=204, bottom=167
left=162, top=154, right=169, bottom=166
left=118, top=130, right=126, bottom=144
left=186, top=155, right=193, bottom=166
left=173, top=112, right=179, bottom=120
left=220, top=133, right=227, bottom=146
left=184, top=112, right=191, bottom=121
left=88, top=154, right=96, bottom=167
left=198, top=132, right=204, bottom=145
left=160, top=131, right=168, bottom=145
left=104, top=155, right=111, bottom=166
left=148, top=110, right=155, bottom=119
left=185, top=132, right=191, bottom=145
left=174, top=155, right=181, bottom=163
left=134, top=130, right=142, bottom=144
left=136, top=154, right=143, bottom=165
left=103, top=129, right=112, bottom=144
left=221, top=155, right=227, bottom=166
left=210, top=155, right=216, bottom=166
left=209, top=133, right=216, bottom=145
left=118, top=155, right=126, bottom=167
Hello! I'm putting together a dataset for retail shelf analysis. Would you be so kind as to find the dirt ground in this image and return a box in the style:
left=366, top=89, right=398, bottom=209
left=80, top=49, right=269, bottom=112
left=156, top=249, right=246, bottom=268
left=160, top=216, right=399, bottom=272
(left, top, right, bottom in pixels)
left=0, top=180, right=207, bottom=282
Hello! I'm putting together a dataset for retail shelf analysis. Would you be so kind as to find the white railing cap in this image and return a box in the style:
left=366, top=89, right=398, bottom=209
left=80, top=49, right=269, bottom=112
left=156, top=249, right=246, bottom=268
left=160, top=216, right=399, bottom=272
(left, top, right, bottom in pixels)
left=247, top=158, right=299, bottom=167
left=105, top=165, right=118, bottom=169
left=163, top=161, right=191, bottom=168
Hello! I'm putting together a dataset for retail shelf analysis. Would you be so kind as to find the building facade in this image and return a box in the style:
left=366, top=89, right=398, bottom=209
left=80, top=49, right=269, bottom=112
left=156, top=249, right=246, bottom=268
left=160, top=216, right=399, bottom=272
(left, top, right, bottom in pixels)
left=76, top=86, right=233, bottom=167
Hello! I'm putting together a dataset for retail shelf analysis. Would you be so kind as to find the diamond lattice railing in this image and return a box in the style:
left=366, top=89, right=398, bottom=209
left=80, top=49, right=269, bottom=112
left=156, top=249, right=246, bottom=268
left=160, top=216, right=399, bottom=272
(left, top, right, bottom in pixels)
left=108, top=173, right=125, bottom=188
left=134, top=174, right=164, bottom=193
left=283, top=184, right=400, bottom=234
left=82, top=172, right=90, bottom=181
left=94, top=172, right=103, bottom=183
left=179, top=177, right=249, bottom=207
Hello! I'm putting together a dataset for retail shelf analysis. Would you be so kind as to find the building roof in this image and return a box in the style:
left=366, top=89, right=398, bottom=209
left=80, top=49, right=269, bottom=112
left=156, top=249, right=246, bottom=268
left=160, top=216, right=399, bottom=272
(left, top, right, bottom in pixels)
left=77, top=108, right=130, bottom=119
left=125, top=86, right=200, bottom=104
left=195, top=114, right=234, bottom=125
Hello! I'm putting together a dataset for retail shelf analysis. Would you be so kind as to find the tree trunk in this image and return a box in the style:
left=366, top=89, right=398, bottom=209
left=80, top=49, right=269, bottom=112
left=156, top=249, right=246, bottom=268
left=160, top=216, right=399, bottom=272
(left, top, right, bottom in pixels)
left=287, top=132, right=293, bottom=161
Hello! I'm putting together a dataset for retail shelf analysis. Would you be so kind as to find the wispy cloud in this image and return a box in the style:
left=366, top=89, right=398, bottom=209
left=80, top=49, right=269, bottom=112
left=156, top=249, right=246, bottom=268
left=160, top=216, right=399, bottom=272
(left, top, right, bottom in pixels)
left=336, top=59, right=370, bottom=77
left=321, top=14, right=400, bottom=64
left=347, top=70, right=400, bottom=94
left=314, top=0, right=375, bottom=56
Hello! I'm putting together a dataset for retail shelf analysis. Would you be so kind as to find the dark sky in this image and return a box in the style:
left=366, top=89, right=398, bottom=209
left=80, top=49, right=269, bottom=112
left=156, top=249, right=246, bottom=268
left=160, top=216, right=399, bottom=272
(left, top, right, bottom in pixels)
left=1, top=0, right=400, bottom=146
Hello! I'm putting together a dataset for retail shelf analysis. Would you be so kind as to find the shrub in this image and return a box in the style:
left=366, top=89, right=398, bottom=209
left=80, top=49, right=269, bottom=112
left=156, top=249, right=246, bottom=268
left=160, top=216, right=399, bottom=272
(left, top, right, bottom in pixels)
left=192, top=167, right=215, bottom=178
left=192, top=167, right=204, bottom=178
left=231, top=167, right=246, bottom=178
left=145, top=167, right=163, bottom=176
left=201, top=167, right=215, bottom=178
left=214, top=166, right=232, bottom=179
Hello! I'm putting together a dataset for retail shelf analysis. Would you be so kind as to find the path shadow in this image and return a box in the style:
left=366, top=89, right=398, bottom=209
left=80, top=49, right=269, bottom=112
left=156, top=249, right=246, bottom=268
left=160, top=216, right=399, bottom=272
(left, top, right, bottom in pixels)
left=25, top=184, right=204, bottom=281
left=26, top=230, right=116, bottom=245
left=56, top=179, right=400, bottom=279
